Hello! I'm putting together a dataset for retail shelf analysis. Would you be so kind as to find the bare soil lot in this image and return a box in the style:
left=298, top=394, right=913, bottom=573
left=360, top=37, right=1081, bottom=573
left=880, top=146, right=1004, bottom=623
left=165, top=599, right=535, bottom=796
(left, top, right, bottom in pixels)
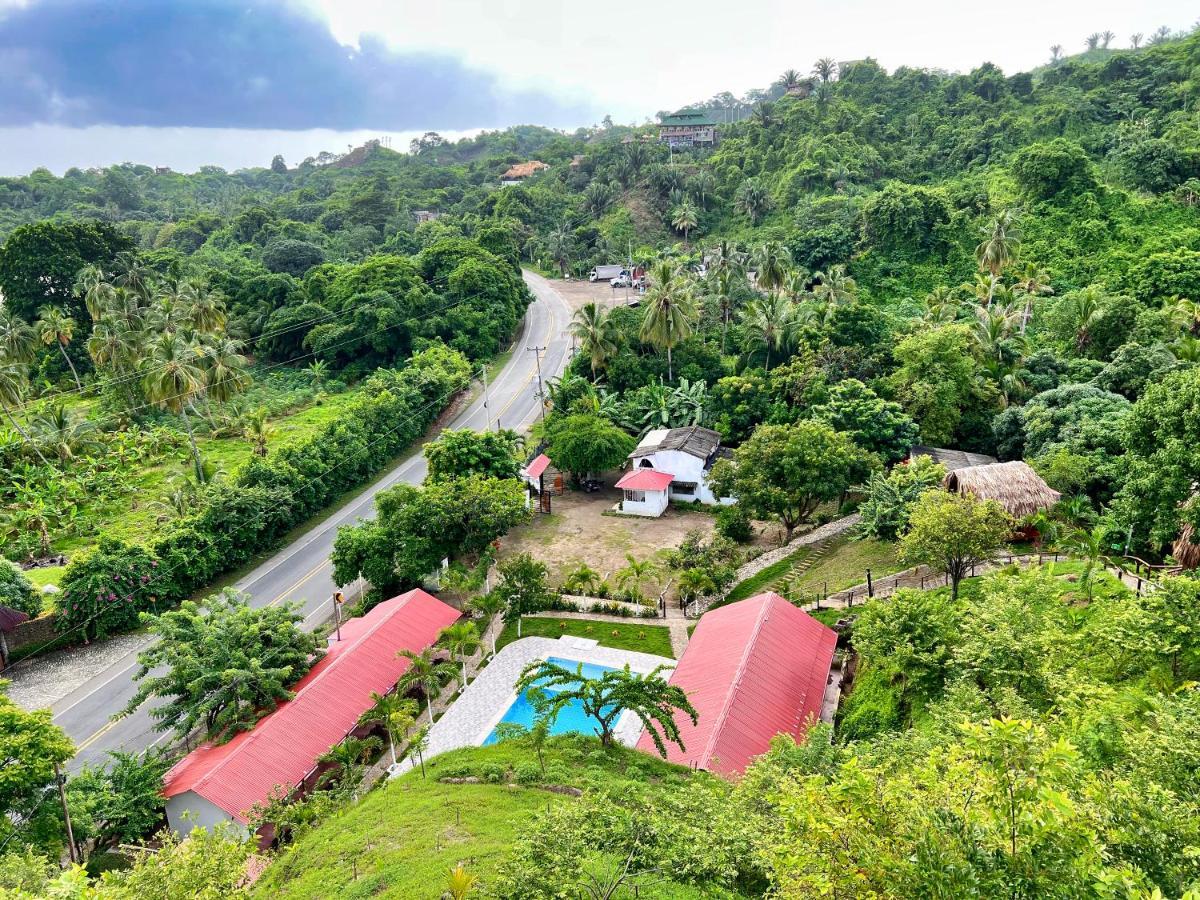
left=498, top=486, right=717, bottom=587
left=550, top=277, right=642, bottom=312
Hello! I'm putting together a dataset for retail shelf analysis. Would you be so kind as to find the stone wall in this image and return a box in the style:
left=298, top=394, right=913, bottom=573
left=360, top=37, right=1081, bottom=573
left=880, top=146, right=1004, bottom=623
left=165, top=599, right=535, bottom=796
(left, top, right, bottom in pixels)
left=1, top=614, right=59, bottom=667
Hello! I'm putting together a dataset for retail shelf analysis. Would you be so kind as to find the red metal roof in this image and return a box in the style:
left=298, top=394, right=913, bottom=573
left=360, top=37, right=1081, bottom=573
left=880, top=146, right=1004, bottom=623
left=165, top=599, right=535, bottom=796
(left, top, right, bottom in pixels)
left=615, top=469, right=674, bottom=492
left=637, top=592, right=835, bottom=778
left=162, top=588, right=460, bottom=822
left=524, top=453, right=551, bottom=479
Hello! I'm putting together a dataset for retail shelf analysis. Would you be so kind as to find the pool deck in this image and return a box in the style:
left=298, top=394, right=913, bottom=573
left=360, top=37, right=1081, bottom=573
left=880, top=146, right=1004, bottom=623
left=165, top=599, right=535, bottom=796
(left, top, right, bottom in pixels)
left=391, top=636, right=675, bottom=776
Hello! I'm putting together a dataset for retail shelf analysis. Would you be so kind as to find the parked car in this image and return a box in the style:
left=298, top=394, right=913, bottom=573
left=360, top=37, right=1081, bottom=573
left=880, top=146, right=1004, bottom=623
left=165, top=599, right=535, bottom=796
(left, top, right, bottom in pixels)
left=610, top=274, right=634, bottom=288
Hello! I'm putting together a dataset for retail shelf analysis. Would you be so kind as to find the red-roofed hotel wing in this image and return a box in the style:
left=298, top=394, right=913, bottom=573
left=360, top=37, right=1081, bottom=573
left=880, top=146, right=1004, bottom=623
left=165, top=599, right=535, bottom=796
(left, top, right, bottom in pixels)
left=637, top=592, right=836, bottom=778
left=162, top=588, right=460, bottom=833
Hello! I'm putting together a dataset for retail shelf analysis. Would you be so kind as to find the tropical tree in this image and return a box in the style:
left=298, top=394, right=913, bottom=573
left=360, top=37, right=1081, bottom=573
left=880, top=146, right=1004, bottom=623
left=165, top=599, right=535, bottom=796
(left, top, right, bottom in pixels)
left=1061, top=286, right=1103, bottom=353
left=1012, top=261, right=1054, bottom=333
left=812, top=57, right=837, bottom=83
left=975, top=209, right=1021, bottom=280
left=318, top=736, right=382, bottom=790
left=639, top=262, right=696, bottom=381
left=1100, top=30, right=1115, bottom=48
left=515, top=659, right=697, bottom=755
left=446, top=864, right=479, bottom=900
left=753, top=241, right=791, bottom=292
left=0, top=361, right=49, bottom=464
left=306, top=358, right=328, bottom=388
left=468, top=591, right=505, bottom=656
left=1085, top=33, right=1100, bottom=51
left=740, top=293, right=795, bottom=369
left=32, top=404, right=100, bottom=462
left=543, top=413, right=636, bottom=482
left=0, top=309, right=37, bottom=364
left=243, top=408, right=274, bottom=457
left=198, top=335, right=251, bottom=405
left=1130, top=33, right=1143, bottom=49
left=570, top=303, right=620, bottom=381
left=736, top=178, right=773, bottom=225
left=810, top=264, right=858, bottom=308
left=898, top=490, right=1012, bottom=599
left=1050, top=44, right=1064, bottom=63
left=545, top=223, right=575, bottom=277
left=616, top=553, right=657, bottom=595
left=778, top=68, right=804, bottom=94
left=359, top=692, right=418, bottom=767
left=140, top=332, right=207, bottom=483
left=1062, top=524, right=1106, bottom=600
left=34, top=306, right=82, bottom=389
left=670, top=199, right=700, bottom=247
left=396, top=647, right=455, bottom=725
left=439, top=620, right=480, bottom=690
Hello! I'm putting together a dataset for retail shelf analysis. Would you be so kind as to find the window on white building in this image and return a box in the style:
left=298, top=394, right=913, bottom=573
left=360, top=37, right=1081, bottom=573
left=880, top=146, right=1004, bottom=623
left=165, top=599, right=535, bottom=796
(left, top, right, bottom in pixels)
left=672, top=482, right=697, bottom=496
left=624, top=490, right=646, bottom=502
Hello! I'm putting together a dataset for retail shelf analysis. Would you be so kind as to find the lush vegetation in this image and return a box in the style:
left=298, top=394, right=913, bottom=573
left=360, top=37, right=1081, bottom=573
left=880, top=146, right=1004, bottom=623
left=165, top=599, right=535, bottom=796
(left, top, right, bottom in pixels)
left=494, top=616, right=674, bottom=657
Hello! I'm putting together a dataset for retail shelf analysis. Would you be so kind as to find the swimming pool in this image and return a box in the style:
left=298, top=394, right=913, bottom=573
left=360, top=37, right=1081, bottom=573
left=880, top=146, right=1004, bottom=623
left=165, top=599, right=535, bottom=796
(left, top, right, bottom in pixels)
left=482, top=657, right=618, bottom=744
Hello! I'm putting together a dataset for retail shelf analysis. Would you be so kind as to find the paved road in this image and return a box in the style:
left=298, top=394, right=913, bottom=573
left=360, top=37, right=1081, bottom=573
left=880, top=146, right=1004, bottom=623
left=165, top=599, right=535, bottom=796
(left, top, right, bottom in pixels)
left=49, top=271, right=573, bottom=770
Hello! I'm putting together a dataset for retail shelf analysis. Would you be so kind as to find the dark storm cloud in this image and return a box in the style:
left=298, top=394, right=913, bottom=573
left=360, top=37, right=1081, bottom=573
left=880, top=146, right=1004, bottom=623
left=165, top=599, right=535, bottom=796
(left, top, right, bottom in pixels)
left=0, top=0, right=591, bottom=129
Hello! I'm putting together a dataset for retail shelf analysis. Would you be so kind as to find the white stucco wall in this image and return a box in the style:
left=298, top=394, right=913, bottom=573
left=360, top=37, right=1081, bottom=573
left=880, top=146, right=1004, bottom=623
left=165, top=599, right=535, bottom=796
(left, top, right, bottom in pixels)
left=620, top=489, right=669, bottom=517
left=636, top=450, right=731, bottom=505
left=165, top=791, right=249, bottom=839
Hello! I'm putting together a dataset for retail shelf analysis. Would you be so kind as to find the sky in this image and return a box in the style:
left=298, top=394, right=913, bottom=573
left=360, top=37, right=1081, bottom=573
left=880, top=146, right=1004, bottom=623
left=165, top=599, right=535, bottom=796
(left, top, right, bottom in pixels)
left=0, top=0, right=1195, bottom=176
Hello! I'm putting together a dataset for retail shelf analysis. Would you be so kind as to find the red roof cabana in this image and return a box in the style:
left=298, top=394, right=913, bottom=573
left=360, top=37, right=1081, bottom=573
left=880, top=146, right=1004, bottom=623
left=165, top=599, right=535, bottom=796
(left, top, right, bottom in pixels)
left=615, top=469, right=674, bottom=492
left=637, top=592, right=835, bottom=778
left=162, top=588, right=460, bottom=824
left=523, top=453, right=551, bottom=479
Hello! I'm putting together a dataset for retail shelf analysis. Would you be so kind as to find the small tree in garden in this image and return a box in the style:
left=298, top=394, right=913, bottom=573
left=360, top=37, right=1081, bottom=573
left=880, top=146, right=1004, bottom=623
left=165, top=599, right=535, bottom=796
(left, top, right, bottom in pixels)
left=515, top=660, right=697, bottom=755
left=467, top=591, right=505, bottom=656
left=494, top=553, right=557, bottom=637
left=57, top=538, right=164, bottom=642
left=396, top=647, right=455, bottom=726
left=439, top=620, right=480, bottom=690
left=898, top=491, right=1012, bottom=599
left=0, top=559, right=41, bottom=617
left=543, top=413, right=636, bottom=484
left=359, top=692, right=419, bottom=767
left=710, top=421, right=877, bottom=542
left=424, top=428, right=523, bottom=482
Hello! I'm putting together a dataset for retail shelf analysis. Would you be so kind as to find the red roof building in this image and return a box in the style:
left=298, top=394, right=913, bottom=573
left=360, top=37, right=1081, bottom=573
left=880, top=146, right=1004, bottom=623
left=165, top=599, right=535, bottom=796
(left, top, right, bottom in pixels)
left=162, top=589, right=459, bottom=836
left=524, top=453, right=551, bottom=479
left=614, top=468, right=675, bottom=492
left=636, top=592, right=836, bottom=778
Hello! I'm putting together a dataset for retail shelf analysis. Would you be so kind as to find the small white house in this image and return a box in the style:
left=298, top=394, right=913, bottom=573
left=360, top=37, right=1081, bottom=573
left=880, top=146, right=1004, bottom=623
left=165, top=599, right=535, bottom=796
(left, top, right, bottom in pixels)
left=617, top=426, right=735, bottom=517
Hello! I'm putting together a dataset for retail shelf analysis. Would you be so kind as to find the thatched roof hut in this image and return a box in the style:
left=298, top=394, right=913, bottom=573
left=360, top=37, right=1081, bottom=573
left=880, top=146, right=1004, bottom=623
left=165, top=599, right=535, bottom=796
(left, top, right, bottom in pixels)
left=1173, top=521, right=1200, bottom=570
left=943, top=461, right=1061, bottom=518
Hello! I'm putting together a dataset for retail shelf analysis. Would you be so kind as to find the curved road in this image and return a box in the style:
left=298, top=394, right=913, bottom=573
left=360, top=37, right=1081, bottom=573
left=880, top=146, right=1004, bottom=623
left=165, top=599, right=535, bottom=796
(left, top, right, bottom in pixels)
left=50, top=271, right=573, bottom=770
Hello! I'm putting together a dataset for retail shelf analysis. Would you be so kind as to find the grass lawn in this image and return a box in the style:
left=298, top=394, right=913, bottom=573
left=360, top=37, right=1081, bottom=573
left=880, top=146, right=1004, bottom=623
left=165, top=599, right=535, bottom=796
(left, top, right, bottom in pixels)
left=723, top=546, right=815, bottom=604
left=24, top=565, right=65, bottom=591
left=496, top=616, right=674, bottom=658
left=785, top=537, right=902, bottom=599
left=253, top=740, right=746, bottom=900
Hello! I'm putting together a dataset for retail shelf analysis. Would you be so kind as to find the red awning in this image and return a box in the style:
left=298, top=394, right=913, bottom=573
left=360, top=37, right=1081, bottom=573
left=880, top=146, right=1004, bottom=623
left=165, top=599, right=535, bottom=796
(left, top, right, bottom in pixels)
left=524, top=454, right=551, bottom=479
left=615, top=469, right=674, bottom=492
left=637, top=592, right=835, bottom=778
left=162, top=588, right=460, bottom=822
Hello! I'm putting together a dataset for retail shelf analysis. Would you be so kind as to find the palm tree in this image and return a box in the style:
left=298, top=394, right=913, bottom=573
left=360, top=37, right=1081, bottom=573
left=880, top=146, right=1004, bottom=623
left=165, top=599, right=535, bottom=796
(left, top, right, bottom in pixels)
left=1085, top=33, right=1101, bottom=51
left=35, top=307, right=82, bottom=390
left=140, top=332, right=207, bottom=483
left=921, top=286, right=959, bottom=324
left=243, top=408, right=274, bottom=457
left=317, top=736, right=382, bottom=790
left=753, top=241, right=791, bottom=292
left=811, top=264, right=858, bottom=308
left=714, top=268, right=739, bottom=354
left=975, top=209, right=1021, bottom=279
left=468, top=592, right=505, bottom=656
left=1100, top=30, right=1115, bottom=49
left=670, top=199, right=699, bottom=248
left=73, top=264, right=114, bottom=322
left=358, top=691, right=418, bottom=767
left=740, top=293, right=795, bottom=369
left=183, top=281, right=227, bottom=334
left=0, top=311, right=37, bottom=364
left=812, top=57, right=836, bottom=83
left=1064, top=286, right=1103, bottom=353
left=306, top=359, right=329, bottom=389
left=0, top=362, right=49, bottom=465
left=1012, top=261, right=1054, bottom=333
left=1064, top=524, right=1106, bottom=600
left=439, top=621, right=480, bottom=691
left=639, top=262, right=696, bottom=382
left=445, top=865, right=478, bottom=900
left=1050, top=44, right=1064, bottom=64
left=1130, top=33, right=1143, bottom=49
left=778, top=68, right=803, bottom=94
left=149, top=473, right=203, bottom=521
left=198, top=336, right=250, bottom=404
left=616, top=554, right=657, bottom=595
left=1173, top=335, right=1200, bottom=363
left=569, top=303, right=620, bottom=381
left=736, top=178, right=773, bottom=224
left=2, top=499, right=55, bottom=559
left=396, top=647, right=455, bottom=726
left=32, top=405, right=100, bottom=463
left=689, top=171, right=716, bottom=209
left=544, top=224, right=574, bottom=278
left=1149, top=25, right=1172, bottom=45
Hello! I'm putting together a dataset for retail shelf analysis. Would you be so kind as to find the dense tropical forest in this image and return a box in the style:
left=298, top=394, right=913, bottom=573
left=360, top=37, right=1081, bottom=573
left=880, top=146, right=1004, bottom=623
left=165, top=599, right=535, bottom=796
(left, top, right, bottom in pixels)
left=2, top=21, right=1200, bottom=900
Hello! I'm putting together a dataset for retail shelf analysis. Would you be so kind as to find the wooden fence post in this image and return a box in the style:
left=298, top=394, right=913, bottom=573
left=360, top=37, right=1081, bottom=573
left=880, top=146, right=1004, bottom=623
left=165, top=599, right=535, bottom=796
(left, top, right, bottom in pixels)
left=866, top=569, right=874, bottom=598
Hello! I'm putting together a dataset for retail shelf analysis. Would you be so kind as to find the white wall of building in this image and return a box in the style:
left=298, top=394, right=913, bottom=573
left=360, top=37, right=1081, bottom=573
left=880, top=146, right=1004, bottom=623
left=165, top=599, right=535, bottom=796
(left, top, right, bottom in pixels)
left=620, top=488, right=669, bottom=517
left=165, top=791, right=249, bottom=839
left=635, top=450, right=731, bottom=506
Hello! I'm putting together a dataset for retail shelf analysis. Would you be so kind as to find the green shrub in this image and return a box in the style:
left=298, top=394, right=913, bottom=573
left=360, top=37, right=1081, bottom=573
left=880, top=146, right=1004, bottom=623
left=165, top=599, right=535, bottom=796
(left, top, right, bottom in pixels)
left=715, top=505, right=754, bottom=543
left=0, top=560, right=41, bottom=616
left=837, top=664, right=903, bottom=741
left=56, top=539, right=164, bottom=642
left=479, top=763, right=506, bottom=784
left=513, top=762, right=541, bottom=785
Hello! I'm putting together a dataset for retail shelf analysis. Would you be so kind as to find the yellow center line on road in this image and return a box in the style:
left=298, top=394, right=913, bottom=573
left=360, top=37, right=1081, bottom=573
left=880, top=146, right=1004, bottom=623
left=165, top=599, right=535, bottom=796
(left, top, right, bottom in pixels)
left=266, top=556, right=333, bottom=607
left=75, top=718, right=119, bottom=753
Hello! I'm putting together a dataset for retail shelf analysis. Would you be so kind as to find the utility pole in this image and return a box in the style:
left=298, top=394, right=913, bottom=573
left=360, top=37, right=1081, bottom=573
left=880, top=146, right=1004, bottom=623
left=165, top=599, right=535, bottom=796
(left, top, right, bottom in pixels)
left=481, top=365, right=493, bottom=431
left=527, top=346, right=547, bottom=424
left=332, top=591, right=344, bottom=641
left=54, top=763, right=77, bottom=865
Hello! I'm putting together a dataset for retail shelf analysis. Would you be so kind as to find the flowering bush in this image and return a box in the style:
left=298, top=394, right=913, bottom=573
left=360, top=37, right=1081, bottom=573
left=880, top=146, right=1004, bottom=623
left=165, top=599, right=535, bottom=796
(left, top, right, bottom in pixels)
left=56, top=539, right=164, bottom=642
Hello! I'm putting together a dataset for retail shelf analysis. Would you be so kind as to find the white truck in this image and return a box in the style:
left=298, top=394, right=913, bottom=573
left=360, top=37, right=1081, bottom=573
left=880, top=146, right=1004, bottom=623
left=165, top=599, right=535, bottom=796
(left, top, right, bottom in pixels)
left=588, top=264, right=627, bottom=282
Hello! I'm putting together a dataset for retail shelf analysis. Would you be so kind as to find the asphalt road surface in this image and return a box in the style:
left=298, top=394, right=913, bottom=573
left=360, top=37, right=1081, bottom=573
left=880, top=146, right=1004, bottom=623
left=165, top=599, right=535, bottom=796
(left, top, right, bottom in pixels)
left=51, top=271, right=573, bottom=770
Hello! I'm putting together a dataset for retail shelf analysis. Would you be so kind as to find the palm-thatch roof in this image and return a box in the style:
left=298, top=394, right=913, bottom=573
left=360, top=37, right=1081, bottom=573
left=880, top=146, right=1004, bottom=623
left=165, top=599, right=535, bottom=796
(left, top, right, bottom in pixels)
left=910, top=445, right=997, bottom=473
left=1173, top=521, right=1200, bottom=570
left=943, top=461, right=1061, bottom=518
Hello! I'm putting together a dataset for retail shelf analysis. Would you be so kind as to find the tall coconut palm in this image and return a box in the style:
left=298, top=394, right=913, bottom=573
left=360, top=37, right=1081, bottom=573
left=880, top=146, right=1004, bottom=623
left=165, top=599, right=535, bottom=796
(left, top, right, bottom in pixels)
left=544, top=224, right=574, bottom=278
left=921, top=286, right=959, bottom=323
left=1130, top=33, right=1143, bottom=49
left=73, top=264, right=114, bottom=322
left=812, top=57, right=837, bottom=83
left=33, top=405, right=100, bottom=463
left=1085, top=33, right=1101, bottom=51
left=975, top=209, right=1021, bottom=279
left=569, top=303, right=620, bottom=381
left=35, top=307, right=82, bottom=390
left=183, top=281, right=227, bottom=334
left=1012, top=261, right=1054, bottom=333
left=0, top=362, right=50, bottom=465
left=778, top=68, right=803, bottom=94
left=811, top=264, right=858, bottom=309
left=714, top=268, right=739, bottom=354
left=396, top=647, right=456, bottom=726
left=1064, top=286, right=1104, bottom=353
left=639, top=263, right=696, bottom=382
left=670, top=199, right=699, bottom=248
left=198, top=336, right=250, bottom=404
left=1050, top=44, right=1064, bottom=63
left=141, top=333, right=207, bottom=483
left=439, top=621, right=480, bottom=691
left=243, top=408, right=274, bottom=457
left=740, top=293, right=796, bottom=369
left=111, top=251, right=153, bottom=300
left=0, top=310, right=37, bottom=365
left=752, top=241, right=791, bottom=292
left=689, top=170, right=716, bottom=209
left=1100, top=30, right=1115, bottom=48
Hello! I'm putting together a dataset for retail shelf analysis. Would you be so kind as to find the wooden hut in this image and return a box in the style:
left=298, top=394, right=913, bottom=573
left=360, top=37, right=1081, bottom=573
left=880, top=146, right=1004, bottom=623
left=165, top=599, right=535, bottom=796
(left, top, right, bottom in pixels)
left=943, top=461, right=1061, bottom=518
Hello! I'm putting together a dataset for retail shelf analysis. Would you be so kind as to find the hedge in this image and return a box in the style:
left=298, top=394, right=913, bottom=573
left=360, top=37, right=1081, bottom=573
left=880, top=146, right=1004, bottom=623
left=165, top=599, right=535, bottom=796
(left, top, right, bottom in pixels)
left=57, top=345, right=471, bottom=638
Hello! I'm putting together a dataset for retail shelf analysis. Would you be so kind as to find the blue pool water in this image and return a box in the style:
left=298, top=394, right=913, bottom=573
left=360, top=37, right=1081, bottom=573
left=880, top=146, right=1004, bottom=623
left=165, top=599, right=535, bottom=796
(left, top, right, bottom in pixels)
left=483, top=657, right=618, bottom=744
